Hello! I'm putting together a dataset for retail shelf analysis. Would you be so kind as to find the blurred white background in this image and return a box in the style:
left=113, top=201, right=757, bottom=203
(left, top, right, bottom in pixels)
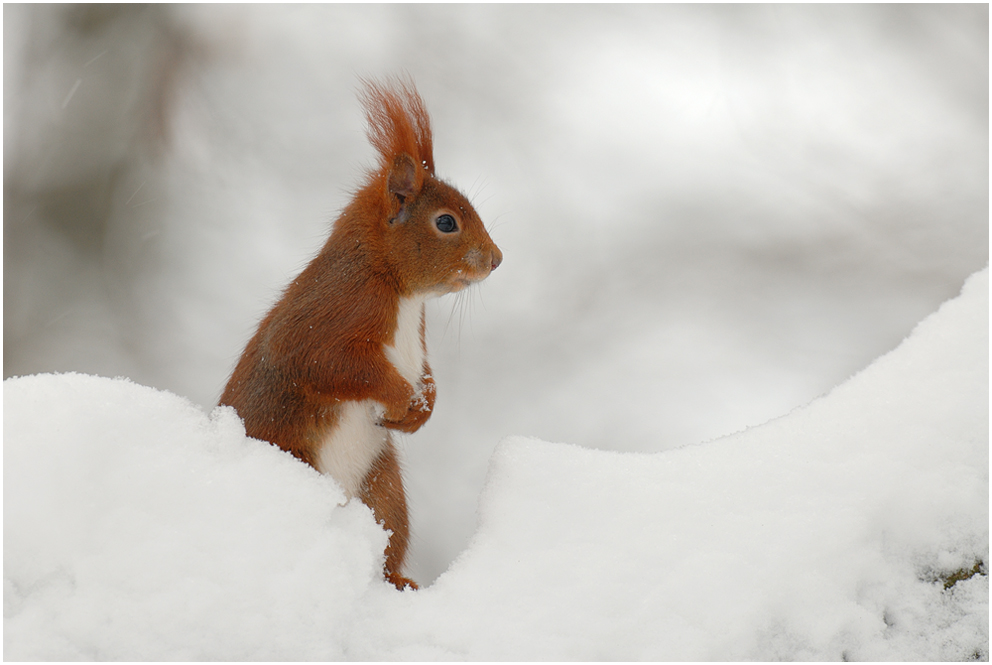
left=4, top=5, right=987, bottom=583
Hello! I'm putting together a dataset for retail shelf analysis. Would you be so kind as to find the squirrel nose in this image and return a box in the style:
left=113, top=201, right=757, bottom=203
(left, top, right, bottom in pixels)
left=490, top=246, right=503, bottom=271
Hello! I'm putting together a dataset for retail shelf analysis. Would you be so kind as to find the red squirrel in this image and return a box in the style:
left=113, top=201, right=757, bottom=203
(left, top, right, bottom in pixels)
left=219, top=78, right=502, bottom=591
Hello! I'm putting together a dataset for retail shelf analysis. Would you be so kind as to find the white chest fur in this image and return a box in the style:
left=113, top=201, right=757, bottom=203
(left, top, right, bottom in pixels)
left=384, top=295, right=428, bottom=387
left=315, top=399, right=387, bottom=497
left=315, top=295, right=429, bottom=497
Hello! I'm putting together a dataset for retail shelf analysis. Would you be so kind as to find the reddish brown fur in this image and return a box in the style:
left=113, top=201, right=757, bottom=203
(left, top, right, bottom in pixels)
left=362, top=78, right=434, bottom=177
left=220, top=78, right=501, bottom=590
left=358, top=442, right=415, bottom=590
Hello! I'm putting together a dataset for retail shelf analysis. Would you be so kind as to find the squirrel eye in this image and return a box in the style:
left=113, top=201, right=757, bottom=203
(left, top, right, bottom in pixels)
left=435, top=214, right=458, bottom=233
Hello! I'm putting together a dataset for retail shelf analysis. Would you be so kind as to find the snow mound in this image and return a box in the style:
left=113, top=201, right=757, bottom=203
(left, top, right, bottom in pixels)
left=374, top=268, right=987, bottom=661
left=4, top=269, right=987, bottom=660
left=3, top=375, right=386, bottom=660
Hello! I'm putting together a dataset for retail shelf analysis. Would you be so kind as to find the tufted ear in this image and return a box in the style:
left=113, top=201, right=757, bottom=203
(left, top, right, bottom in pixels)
left=388, top=153, right=419, bottom=207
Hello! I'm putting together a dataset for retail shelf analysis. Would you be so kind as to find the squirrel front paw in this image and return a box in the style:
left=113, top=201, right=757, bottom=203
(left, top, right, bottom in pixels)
left=381, top=375, right=436, bottom=433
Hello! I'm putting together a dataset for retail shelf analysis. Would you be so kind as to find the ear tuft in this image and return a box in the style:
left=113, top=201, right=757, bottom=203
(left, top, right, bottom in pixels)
left=360, top=77, right=435, bottom=180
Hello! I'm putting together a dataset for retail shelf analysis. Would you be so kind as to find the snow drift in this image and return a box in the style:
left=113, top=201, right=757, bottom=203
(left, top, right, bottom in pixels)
left=4, top=268, right=988, bottom=660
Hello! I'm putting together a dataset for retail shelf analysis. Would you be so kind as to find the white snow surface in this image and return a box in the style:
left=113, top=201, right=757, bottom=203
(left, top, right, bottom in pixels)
left=5, top=268, right=987, bottom=660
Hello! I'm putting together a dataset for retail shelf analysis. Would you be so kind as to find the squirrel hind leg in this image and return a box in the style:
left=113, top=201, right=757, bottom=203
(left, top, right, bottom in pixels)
left=358, top=438, right=417, bottom=590
left=385, top=571, right=419, bottom=591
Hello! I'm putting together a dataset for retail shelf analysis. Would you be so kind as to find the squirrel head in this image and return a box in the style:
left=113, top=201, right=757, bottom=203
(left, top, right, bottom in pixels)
left=360, top=78, right=502, bottom=296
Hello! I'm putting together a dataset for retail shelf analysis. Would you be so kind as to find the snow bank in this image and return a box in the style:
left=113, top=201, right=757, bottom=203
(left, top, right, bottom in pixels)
left=4, top=269, right=987, bottom=660
left=367, top=268, right=987, bottom=661
left=3, top=377, right=386, bottom=660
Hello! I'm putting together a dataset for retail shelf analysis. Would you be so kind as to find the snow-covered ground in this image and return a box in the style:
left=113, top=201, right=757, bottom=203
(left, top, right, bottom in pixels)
left=4, top=6, right=988, bottom=655
left=5, top=269, right=987, bottom=660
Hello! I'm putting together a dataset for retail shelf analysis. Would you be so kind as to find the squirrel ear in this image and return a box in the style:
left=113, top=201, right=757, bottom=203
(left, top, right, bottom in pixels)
left=388, top=153, right=420, bottom=205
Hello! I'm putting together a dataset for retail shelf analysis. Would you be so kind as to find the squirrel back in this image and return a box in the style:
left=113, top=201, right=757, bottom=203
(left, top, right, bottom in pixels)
left=220, top=78, right=501, bottom=590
